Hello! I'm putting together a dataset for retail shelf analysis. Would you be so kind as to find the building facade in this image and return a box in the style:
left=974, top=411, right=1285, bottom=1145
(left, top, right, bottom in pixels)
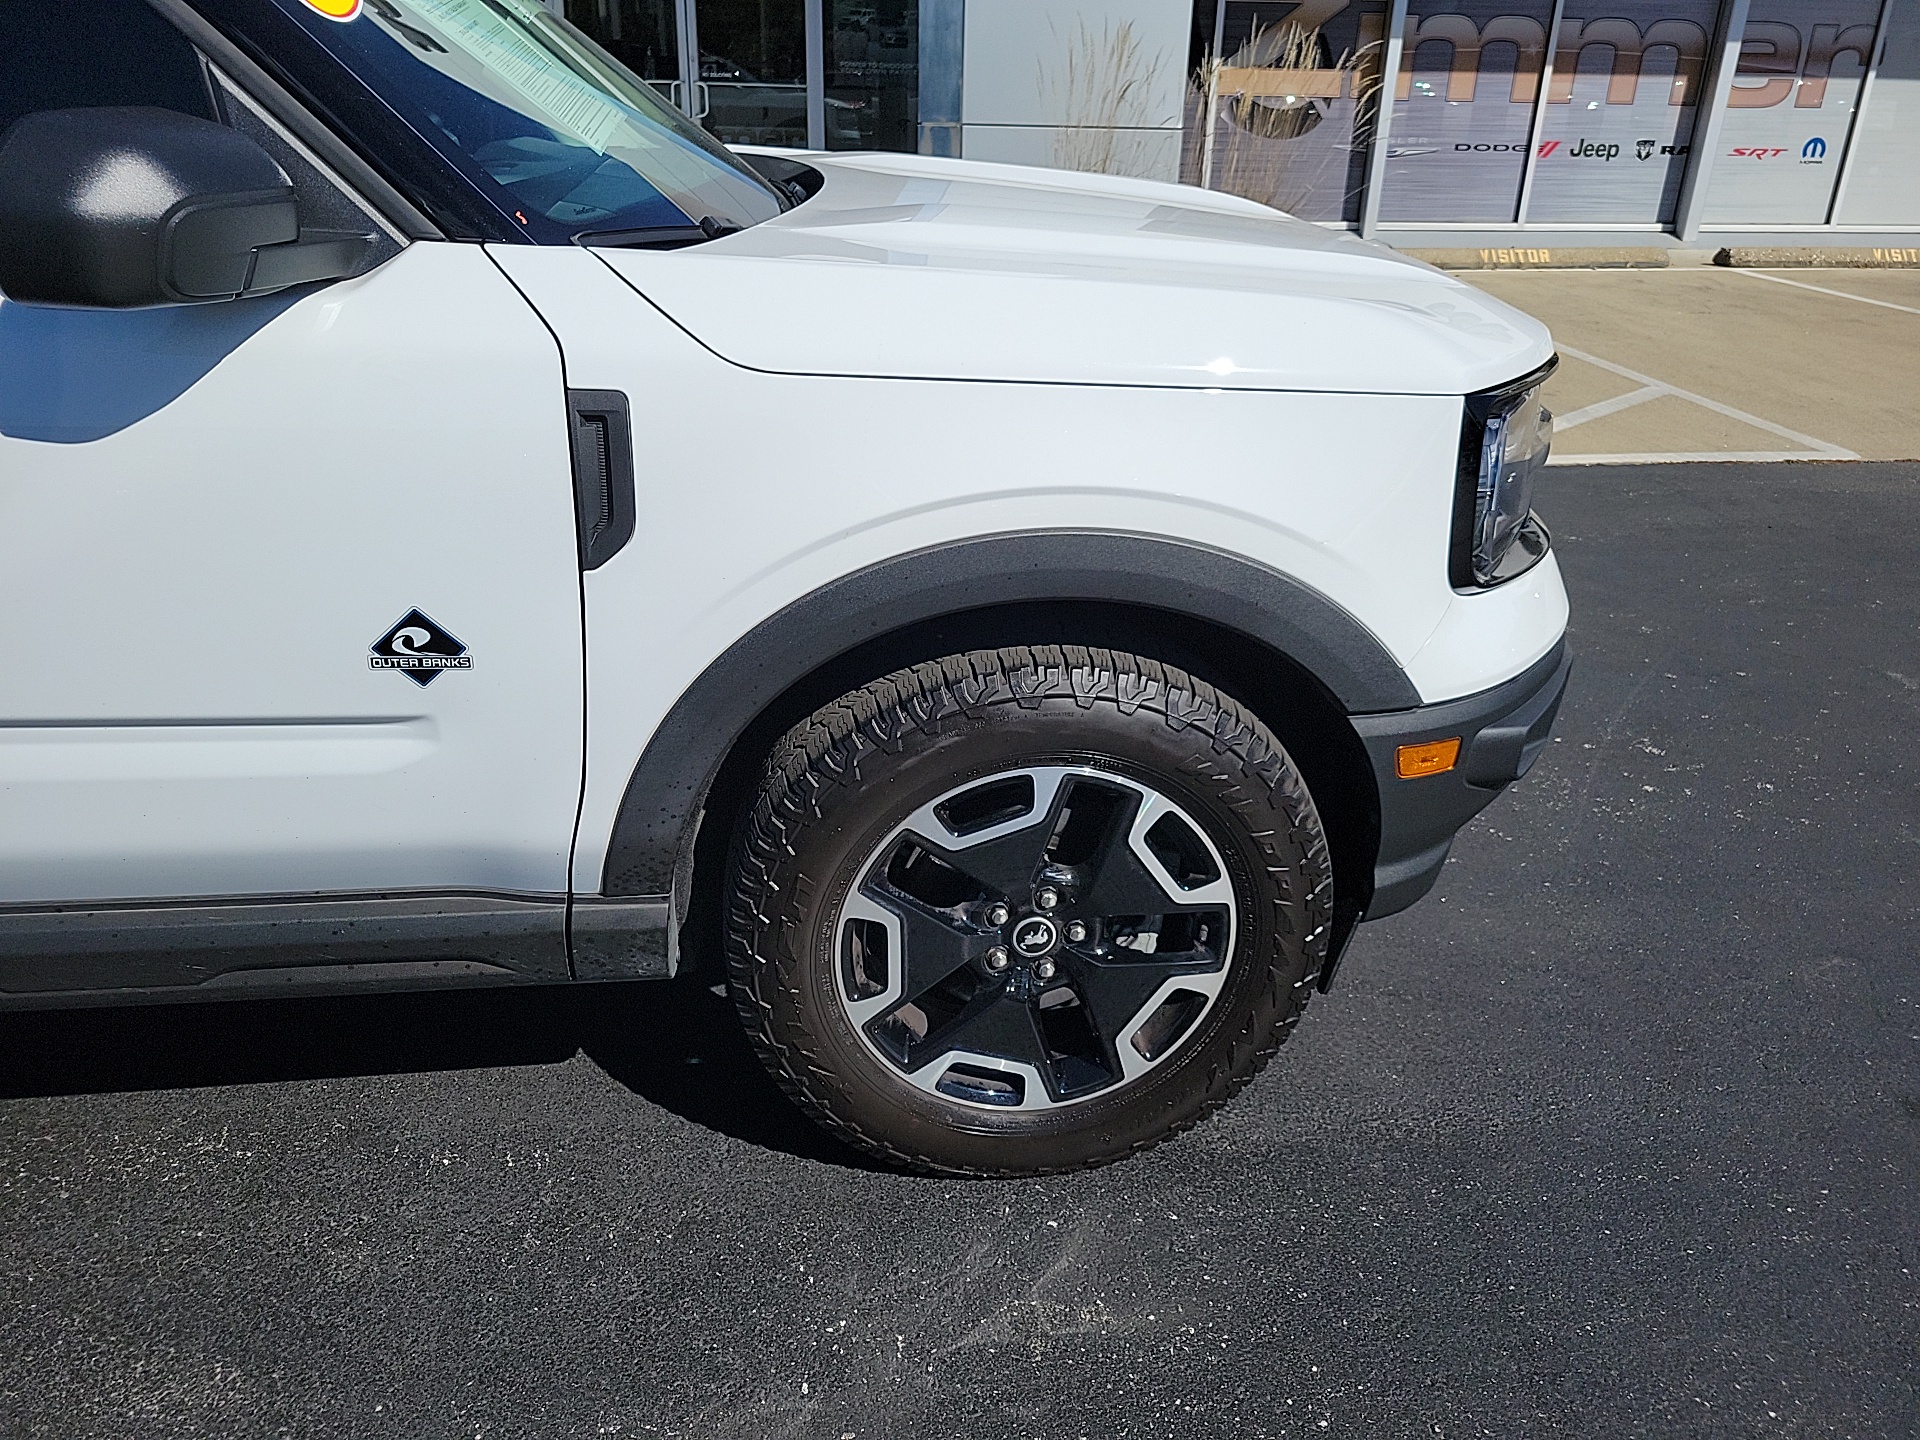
left=559, top=0, right=1920, bottom=250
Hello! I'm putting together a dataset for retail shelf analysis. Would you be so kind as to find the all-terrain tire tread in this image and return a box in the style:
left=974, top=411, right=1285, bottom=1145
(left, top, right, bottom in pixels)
left=724, top=645, right=1333, bottom=1176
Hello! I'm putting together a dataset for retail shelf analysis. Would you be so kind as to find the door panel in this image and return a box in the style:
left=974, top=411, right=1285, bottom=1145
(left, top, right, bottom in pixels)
left=0, top=245, right=585, bottom=902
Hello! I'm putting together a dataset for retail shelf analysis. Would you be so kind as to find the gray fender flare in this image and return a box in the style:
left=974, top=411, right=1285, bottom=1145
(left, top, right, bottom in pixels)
left=596, top=530, right=1418, bottom=904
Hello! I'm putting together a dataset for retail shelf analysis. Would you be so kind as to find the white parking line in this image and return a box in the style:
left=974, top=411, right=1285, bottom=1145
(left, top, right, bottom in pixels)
left=1554, top=383, right=1664, bottom=431
left=1546, top=345, right=1857, bottom=464
left=1728, top=268, right=1920, bottom=316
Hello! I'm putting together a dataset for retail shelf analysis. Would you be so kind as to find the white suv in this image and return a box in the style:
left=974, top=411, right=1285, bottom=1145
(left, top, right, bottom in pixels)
left=0, top=0, right=1570, bottom=1174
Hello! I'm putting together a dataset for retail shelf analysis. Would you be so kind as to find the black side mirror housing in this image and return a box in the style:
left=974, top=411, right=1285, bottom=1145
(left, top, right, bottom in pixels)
left=0, top=107, right=374, bottom=309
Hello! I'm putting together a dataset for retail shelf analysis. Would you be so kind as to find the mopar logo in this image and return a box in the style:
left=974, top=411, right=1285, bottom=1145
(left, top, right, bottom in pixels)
left=1803, top=136, right=1828, bottom=162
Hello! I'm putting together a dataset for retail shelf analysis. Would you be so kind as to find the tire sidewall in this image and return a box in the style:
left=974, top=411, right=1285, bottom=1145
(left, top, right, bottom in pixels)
left=740, top=681, right=1324, bottom=1172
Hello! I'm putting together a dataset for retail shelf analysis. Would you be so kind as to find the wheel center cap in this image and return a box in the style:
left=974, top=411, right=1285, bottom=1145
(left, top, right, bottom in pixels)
left=1011, top=916, right=1059, bottom=959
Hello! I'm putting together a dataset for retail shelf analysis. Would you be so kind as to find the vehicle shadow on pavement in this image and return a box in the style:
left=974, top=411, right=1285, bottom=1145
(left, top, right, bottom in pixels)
left=0, top=975, right=876, bottom=1169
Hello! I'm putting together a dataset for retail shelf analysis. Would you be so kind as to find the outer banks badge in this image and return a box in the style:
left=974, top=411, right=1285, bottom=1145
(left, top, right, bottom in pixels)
left=370, top=609, right=471, bottom=687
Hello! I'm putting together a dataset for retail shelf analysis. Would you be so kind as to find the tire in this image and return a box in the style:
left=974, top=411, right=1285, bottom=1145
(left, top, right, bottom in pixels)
left=725, top=645, right=1333, bottom=1175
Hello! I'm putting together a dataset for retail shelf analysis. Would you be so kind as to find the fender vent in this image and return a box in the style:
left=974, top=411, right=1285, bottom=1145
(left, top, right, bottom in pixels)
left=567, top=389, right=636, bottom=570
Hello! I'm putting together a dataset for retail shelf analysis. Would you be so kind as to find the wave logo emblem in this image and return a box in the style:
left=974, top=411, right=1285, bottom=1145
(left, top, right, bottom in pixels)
left=370, top=609, right=471, bottom=687
left=301, top=0, right=363, bottom=18
left=1802, top=136, right=1828, bottom=162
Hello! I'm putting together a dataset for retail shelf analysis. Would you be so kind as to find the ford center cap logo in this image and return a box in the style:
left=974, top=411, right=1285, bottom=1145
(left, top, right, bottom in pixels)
left=1012, top=917, right=1058, bottom=958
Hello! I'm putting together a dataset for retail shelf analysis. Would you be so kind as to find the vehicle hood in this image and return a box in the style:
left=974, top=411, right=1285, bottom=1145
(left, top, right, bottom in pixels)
left=591, top=151, right=1553, bottom=396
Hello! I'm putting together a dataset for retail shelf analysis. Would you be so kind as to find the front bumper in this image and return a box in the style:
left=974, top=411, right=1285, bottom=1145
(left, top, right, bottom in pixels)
left=1352, top=639, right=1572, bottom=921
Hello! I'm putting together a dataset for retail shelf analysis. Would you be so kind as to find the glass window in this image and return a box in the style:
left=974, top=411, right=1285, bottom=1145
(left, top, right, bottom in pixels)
left=1378, top=0, right=1557, bottom=223
left=1185, top=0, right=1389, bottom=224
left=264, top=0, right=782, bottom=241
left=1700, top=0, right=1884, bottom=225
left=1524, top=1, right=1718, bottom=225
left=563, top=0, right=683, bottom=90
left=694, top=0, right=809, bottom=147
left=1835, top=0, right=1920, bottom=226
left=0, top=0, right=216, bottom=138
left=827, top=0, right=919, bottom=152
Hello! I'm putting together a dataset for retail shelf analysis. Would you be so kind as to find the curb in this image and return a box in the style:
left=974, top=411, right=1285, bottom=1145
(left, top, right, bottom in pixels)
left=1715, top=246, right=1920, bottom=268
left=1404, top=246, right=1669, bottom=271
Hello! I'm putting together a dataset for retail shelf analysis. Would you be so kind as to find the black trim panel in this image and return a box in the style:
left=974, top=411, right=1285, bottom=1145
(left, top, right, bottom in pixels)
left=570, top=896, right=672, bottom=979
left=0, top=889, right=569, bottom=1004
left=598, top=530, right=1419, bottom=898
left=568, top=389, right=637, bottom=571
left=1350, top=640, right=1572, bottom=924
left=171, top=0, right=512, bottom=241
left=147, top=0, right=441, bottom=239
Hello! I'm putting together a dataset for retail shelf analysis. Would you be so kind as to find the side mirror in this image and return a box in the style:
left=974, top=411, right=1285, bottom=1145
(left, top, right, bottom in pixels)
left=0, top=106, right=373, bottom=309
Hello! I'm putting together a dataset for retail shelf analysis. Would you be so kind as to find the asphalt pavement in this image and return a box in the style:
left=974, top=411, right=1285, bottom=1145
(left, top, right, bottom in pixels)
left=3, top=461, right=1917, bottom=1439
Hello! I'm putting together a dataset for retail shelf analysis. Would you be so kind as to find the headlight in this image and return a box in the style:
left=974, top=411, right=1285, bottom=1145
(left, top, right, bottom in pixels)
left=1452, top=359, right=1556, bottom=588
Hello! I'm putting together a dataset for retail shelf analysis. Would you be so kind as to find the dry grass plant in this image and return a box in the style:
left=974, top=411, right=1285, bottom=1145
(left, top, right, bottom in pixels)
left=1046, top=19, right=1167, bottom=179
left=1192, top=21, right=1382, bottom=216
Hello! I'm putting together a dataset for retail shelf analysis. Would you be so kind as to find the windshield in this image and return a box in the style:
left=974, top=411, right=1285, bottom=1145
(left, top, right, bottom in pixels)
left=266, top=0, right=784, bottom=243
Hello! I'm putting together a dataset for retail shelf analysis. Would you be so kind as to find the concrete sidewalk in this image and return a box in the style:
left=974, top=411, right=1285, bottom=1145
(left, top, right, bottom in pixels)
left=1459, top=267, right=1920, bottom=464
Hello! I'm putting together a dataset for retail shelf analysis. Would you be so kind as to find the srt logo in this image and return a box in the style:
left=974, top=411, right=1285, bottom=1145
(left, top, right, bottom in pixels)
left=1730, top=147, right=1789, bottom=159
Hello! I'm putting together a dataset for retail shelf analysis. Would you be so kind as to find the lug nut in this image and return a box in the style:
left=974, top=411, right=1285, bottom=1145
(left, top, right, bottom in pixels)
left=1034, top=959, right=1057, bottom=981
left=986, top=903, right=1010, bottom=927
left=1065, top=920, right=1087, bottom=943
left=984, top=946, right=1010, bottom=972
left=1034, top=887, right=1059, bottom=910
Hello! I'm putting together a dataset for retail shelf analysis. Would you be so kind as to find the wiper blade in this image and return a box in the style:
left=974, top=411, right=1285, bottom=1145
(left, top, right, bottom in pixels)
left=574, top=216, right=743, bottom=249
left=573, top=225, right=709, bottom=249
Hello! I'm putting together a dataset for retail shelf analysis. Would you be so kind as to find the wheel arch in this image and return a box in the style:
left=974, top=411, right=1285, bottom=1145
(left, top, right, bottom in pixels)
left=596, top=531, right=1414, bottom=972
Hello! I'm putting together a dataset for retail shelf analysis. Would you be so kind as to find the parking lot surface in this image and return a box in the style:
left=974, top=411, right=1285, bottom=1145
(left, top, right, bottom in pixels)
left=1468, top=268, right=1920, bottom=464
left=3, top=461, right=1917, bottom=1439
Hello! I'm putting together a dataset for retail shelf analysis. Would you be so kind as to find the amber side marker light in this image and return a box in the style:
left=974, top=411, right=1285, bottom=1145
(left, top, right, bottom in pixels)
left=1396, top=737, right=1462, bottom=779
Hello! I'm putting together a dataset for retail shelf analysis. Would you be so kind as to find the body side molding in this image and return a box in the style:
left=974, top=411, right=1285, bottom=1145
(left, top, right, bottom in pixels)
left=0, top=889, right=570, bottom=1004
left=598, top=530, right=1419, bottom=901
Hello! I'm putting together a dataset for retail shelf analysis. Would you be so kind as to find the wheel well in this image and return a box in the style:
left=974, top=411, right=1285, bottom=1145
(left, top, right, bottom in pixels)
left=678, top=600, right=1382, bottom=981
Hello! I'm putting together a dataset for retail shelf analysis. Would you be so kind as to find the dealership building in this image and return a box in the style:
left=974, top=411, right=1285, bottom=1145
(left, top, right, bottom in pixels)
left=558, top=0, right=1920, bottom=255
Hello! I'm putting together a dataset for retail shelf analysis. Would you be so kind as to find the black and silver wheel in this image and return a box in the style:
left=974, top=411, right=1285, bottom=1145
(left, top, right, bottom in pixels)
left=726, top=645, right=1333, bottom=1175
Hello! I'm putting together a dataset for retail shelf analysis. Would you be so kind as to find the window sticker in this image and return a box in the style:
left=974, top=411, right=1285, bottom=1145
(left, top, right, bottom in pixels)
left=376, top=0, right=634, bottom=154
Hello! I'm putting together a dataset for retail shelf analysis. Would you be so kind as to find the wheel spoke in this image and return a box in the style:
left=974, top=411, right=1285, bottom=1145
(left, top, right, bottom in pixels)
left=836, top=764, right=1243, bottom=1112
left=1077, top=829, right=1187, bottom=920
left=919, top=989, right=1050, bottom=1073
left=898, top=818, right=1053, bottom=906
left=894, top=899, right=990, bottom=998
left=1066, top=944, right=1224, bottom=1060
